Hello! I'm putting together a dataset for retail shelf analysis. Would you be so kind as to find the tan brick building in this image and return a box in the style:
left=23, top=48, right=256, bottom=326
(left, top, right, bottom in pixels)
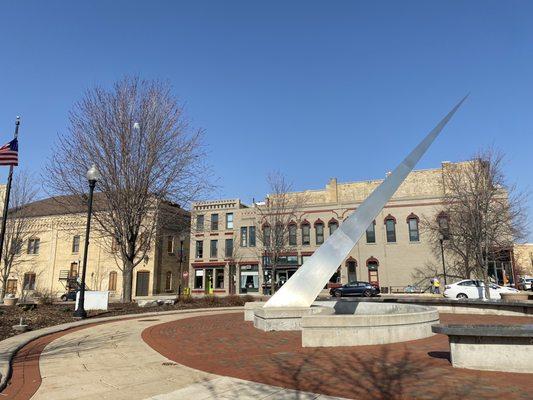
left=2, top=195, right=190, bottom=300
left=188, top=161, right=523, bottom=297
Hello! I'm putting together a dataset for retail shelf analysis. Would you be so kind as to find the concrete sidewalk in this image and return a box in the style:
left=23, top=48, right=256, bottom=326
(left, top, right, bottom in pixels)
left=30, top=310, right=344, bottom=400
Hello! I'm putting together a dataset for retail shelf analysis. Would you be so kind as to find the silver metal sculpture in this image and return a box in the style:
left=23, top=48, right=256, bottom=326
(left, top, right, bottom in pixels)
left=265, top=96, right=467, bottom=308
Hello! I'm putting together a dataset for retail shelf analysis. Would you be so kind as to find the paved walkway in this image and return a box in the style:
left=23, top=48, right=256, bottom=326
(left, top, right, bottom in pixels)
left=13, top=310, right=342, bottom=400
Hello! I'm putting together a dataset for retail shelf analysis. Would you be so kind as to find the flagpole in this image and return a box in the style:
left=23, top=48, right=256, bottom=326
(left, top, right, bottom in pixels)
left=0, top=116, right=20, bottom=301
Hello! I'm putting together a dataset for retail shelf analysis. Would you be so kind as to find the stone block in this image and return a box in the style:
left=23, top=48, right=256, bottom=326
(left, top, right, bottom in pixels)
left=253, top=306, right=331, bottom=331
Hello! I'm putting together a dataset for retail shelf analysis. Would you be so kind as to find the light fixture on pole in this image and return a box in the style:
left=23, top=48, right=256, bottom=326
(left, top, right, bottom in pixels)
left=177, top=234, right=186, bottom=298
left=74, top=164, right=100, bottom=318
left=439, top=232, right=448, bottom=286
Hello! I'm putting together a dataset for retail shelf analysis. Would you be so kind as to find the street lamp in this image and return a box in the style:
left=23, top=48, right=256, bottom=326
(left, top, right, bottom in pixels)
left=74, top=164, right=100, bottom=318
left=439, top=232, right=448, bottom=286
left=178, top=235, right=185, bottom=298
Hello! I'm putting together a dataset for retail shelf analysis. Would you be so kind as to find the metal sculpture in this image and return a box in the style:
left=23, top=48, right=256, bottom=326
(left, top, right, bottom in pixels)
left=265, top=96, right=467, bottom=308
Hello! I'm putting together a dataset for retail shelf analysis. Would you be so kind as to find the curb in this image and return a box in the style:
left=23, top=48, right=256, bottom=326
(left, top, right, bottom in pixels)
left=0, top=306, right=244, bottom=393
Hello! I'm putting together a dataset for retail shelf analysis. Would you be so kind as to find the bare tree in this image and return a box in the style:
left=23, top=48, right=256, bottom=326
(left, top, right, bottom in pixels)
left=0, top=171, right=38, bottom=301
left=423, top=150, right=527, bottom=298
left=45, top=77, right=211, bottom=302
left=254, top=172, right=306, bottom=295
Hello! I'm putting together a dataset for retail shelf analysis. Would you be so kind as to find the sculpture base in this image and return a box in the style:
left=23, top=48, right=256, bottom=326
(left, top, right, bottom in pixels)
left=253, top=306, right=331, bottom=331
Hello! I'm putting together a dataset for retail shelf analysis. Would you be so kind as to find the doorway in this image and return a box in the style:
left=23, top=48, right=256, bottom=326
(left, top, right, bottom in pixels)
left=205, top=269, right=213, bottom=294
left=367, top=261, right=379, bottom=286
left=347, top=261, right=357, bottom=282
left=6, top=279, right=17, bottom=295
left=135, top=271, right=150, bottom=297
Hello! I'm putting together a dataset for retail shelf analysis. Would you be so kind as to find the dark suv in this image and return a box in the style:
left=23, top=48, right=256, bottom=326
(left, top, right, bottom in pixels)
left=330, top=281, right=380, bottom=298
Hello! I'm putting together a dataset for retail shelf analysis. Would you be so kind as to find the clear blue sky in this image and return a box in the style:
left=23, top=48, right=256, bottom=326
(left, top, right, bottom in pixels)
left=0, top=1, right=532, bottom=239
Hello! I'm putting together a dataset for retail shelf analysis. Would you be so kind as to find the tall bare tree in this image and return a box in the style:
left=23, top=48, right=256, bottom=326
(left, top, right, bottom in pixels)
left=255, top=172, right=306, bottom=294
left=423, top=150, right=527, bottom=298
left=0, top=171, right=38, bottom=301
left=46, top=77, right=210, bottom=302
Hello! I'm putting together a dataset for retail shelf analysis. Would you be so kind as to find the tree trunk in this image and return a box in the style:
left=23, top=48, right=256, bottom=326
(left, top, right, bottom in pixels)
left=271, top=264, right=276, bottom=295
left=122, top=261, right=134, bottom=303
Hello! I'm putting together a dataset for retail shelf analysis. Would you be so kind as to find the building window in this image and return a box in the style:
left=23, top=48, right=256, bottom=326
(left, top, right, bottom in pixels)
left=27, top=238, right=40, bottom=254
left=263, top=225, right=271, bottom=247
left=240, top=265, right=259, bottom=293
left=108, top=271, right=117, bottom=291
left=240, top=227, right=248, bottom=247
left=301, top=223, right=310, bottom=246
left=69, top=262, right=78, bottom=278
left=315, top=222, right=324, bottom=245
left=166, top=235, right=174, bottom=254
left=215, top=269, right=224, bottom=289
left=72, top=236, right=80, bottom=253
left=6, top=279, right=17, bottom=295
left=329, top=220, right=338, bottom=235
left=385, top=217, right=396, bottom=243
left=165, top=271, right=172, bottom=291
left=225, top=238, right=233, bottom=258
left=23, top=272, right=36, bottom=290
left=10, top=239, right=22, bottom=255
left=111, top=237, right=119, bottom=253
left=249, top=226, right=256, bottom=247
left=408, top=216, right=419, bottom=242
left=366, top=222, right=376, bottom=243
left=226, top=213, right=233, bottom=229
left=196, top=215, right=204, bottom=231
left=288, top=224, right=297, bottom=246
left=195, top=240, right=203, bottom=258
left=210, top=239, right=218, bottom=258
left=211, top=214, right=219, bottom=231
left=194, top=269, right=204, bottom=289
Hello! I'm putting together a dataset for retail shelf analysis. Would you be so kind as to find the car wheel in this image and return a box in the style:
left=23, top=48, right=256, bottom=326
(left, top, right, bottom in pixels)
left=334, top=291, right=342, bottom=298
left=363, top=289, right=372, bottom=297
left=61, top=295, right=67, bottom=301
left=456, top=293, right=468, bottom=299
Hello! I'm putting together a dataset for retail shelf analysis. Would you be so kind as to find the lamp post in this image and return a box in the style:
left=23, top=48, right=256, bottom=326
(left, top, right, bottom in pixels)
left=74, top=164, right=100, bottom=319
left=439, top=233, right=448, bottom=286
left=178, top=235, right=185, bottom=298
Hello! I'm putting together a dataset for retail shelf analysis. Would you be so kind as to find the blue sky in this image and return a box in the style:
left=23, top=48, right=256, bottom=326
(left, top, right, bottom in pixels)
left=0, top=1, right=532, bottom=239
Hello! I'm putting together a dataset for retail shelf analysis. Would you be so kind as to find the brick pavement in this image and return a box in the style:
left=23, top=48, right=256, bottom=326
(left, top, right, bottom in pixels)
left=142, top=313, right=533, bottom=400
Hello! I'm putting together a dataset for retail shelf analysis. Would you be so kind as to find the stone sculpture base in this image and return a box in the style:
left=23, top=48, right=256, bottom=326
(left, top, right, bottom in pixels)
left=253, top=306, right=330, bottom=331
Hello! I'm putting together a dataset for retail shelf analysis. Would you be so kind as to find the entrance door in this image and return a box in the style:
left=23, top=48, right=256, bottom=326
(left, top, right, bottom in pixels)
left=6, top=279, right=17, bottom=295
left=135, top=271, right=150, bottom=296
left=367, top=261, right=379, bottom=286
left=277, top=271, right=288, bottom=288
left=347, top=261, right=357, bottom=282
left=229, top=264, right=236, bottom=295
left=205, top=269, right=213, bottom=294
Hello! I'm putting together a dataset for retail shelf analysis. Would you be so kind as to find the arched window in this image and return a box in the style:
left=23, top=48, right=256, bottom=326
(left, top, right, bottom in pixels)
left=165, top=271, right=172, bottom=292
left=384, top=215, right=396, bottom=243
left=108, top=271, right=117, bottom=291
left=406, top=213, right=420, bottom=242
left=314, top=219, right=324, bottom=245
left=288, top=221, right=297, bottom=246
left=262, top=223, right=271, bottom=248
left=328, top=218, right=338, bottom=235
left=301, top=220, right=310, bottom=246
left=366, top=221, right=376, bottom=243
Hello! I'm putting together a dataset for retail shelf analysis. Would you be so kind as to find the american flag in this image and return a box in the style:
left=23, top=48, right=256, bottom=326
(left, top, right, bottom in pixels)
left=0, top=138, right=18, bottom=166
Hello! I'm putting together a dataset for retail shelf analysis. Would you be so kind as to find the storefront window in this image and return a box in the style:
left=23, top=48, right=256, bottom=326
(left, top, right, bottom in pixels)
left=194, top=269, right=204, bottom=289
left=240, top=265, right=259, bottom=293
left=215, top=268, right=224, bottom=289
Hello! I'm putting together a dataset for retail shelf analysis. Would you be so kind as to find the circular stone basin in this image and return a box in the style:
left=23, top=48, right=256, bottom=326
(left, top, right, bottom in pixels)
left=301, top=301, right=439, bottom=347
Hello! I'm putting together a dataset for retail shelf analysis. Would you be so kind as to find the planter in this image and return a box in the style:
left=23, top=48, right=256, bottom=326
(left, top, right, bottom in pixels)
left=500, top=293, right=531, bottom=302
left=3, top=297, right=18, bottom=306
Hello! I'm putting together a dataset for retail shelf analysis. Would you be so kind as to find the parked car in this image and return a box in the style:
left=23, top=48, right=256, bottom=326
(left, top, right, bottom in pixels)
left=60, top=290, right=78, bottom=302
left=516, top=276, right=533, bottom=291
left=443, top=279, right=519, bottom=299
left=330, top=281, right=380, bottom=298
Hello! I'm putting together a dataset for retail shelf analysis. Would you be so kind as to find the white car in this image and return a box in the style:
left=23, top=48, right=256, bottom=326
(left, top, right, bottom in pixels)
left=443, top=279, right=519, bottom=300
left=517, top=276, right=533, bottom=291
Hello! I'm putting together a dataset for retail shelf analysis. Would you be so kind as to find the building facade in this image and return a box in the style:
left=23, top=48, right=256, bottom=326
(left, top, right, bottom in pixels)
left=2, top=196, right=190, bottom=300
left=189, top=163, right=458, bottom=296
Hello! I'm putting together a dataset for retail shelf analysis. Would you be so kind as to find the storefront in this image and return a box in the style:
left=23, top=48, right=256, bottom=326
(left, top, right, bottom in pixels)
left=192, top=262, right=226, bottom=295
left=239, top=264, right=259, bottom=294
